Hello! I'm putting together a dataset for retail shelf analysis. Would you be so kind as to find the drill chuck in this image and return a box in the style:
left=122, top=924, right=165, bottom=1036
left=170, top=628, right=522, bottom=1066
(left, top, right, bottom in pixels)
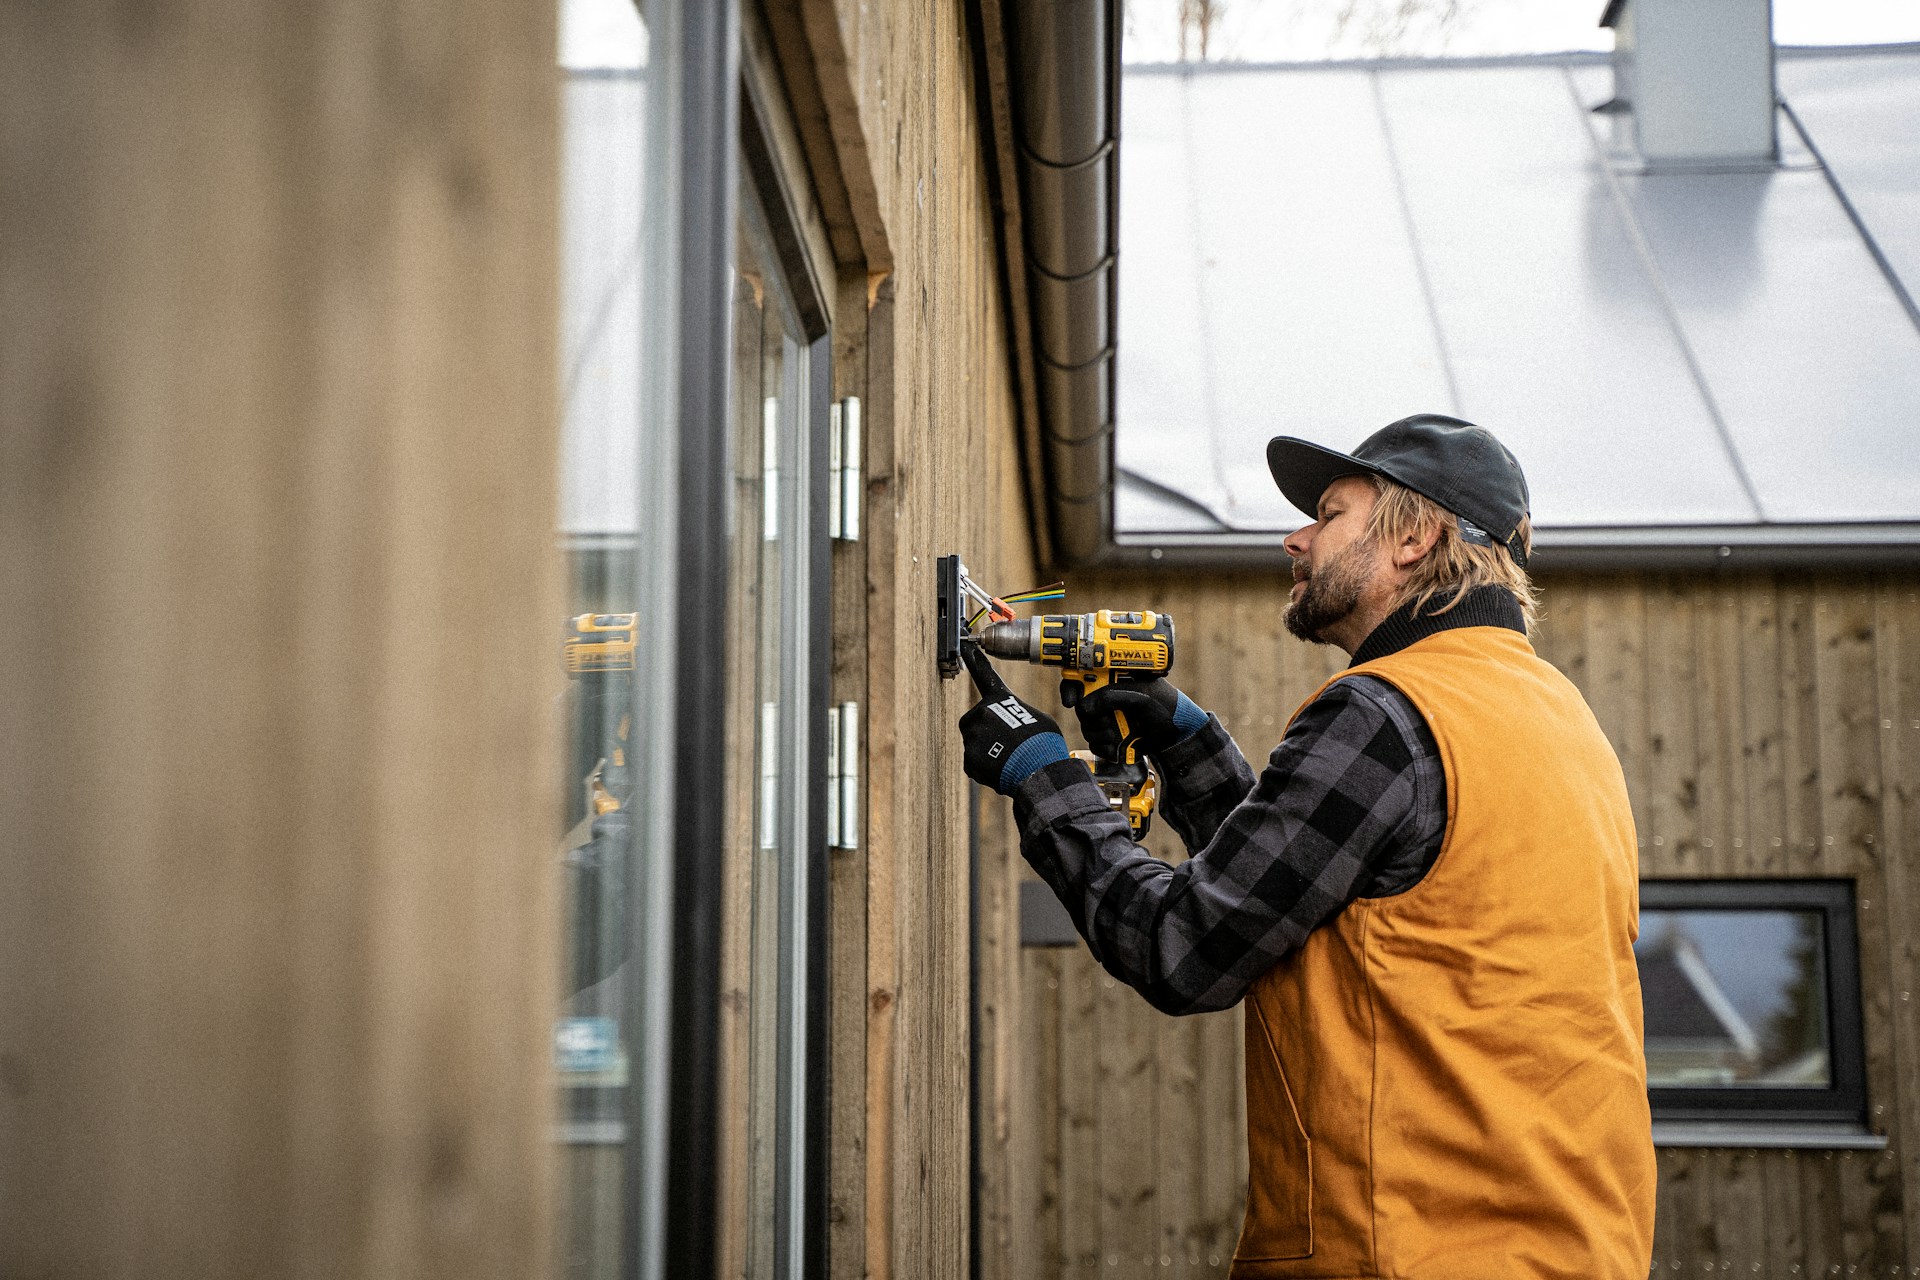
left=974, top=619, right=1045, bottom=662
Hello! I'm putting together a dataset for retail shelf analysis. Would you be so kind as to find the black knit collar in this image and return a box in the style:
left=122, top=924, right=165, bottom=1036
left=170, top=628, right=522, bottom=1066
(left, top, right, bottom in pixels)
left=1349, top=585, right=1526, bottom=667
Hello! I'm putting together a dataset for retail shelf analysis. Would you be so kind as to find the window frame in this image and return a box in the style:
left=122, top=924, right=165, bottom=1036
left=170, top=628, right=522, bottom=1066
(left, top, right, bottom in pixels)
left=1638, top=878, right=1868, bottom=1130
left=735, top=63, right=835, bottom=1280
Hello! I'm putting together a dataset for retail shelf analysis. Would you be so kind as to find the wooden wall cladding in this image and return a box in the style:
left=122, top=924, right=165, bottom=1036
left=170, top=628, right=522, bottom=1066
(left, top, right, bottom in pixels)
left=756, top=2, right=1042, bottom=1277
left=997, top=571, right=1920, bottom=1279
left=0, top=3, right=562, bottom=1277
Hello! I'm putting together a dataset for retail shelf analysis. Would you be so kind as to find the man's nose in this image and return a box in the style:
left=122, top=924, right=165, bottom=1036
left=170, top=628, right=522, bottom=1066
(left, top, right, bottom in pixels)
left=1283, top=523, right=1314, bottom=558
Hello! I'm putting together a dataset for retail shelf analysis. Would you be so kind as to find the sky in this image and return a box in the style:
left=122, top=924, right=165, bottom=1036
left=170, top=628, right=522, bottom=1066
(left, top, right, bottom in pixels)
left=1122, top=0, right=1920, bottom=63
left=561, top=0, right=646, bottom=70
left=555, top=0, right=1920, bottom=74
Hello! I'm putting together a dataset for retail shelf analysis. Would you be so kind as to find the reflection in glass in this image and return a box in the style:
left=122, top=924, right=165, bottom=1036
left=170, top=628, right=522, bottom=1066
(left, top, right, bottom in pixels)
left=1635, top=909, right=1831, bottom=1089
left=718, top=193, right=817, bottom=1278
left=555, top=0, right=648, bottom=1275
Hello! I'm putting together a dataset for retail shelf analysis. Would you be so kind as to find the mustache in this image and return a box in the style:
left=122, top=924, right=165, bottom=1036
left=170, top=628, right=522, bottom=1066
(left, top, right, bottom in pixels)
left=1291, top=560, right=1310, bottom=583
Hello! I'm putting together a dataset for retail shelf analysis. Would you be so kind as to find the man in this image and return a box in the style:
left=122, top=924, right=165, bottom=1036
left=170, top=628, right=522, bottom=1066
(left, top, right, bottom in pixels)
left=958, top=415, right=1655, bottom=1279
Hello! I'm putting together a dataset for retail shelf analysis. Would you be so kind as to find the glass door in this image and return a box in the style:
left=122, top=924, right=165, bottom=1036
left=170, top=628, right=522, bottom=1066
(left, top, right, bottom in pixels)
left=554, top=2, right=650, bottom=1275
left=722, top=154, right=833, bottom=1280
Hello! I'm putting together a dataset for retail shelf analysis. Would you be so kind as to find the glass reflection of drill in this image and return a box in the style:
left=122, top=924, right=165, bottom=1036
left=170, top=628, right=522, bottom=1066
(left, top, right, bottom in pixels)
left=973, top=610, right=1176, bottom=839
left=561, top=612, right=637, bottom=997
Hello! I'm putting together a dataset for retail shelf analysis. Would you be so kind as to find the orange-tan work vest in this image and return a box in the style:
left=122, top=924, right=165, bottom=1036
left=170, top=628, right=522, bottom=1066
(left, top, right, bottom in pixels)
left=1232, top=626, right=1656, bottom=1280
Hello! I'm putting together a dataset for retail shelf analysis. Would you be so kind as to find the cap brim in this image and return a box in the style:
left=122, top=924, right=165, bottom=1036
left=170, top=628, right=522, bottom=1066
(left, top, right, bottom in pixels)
left=1265, top=437, right=1383, bottom=521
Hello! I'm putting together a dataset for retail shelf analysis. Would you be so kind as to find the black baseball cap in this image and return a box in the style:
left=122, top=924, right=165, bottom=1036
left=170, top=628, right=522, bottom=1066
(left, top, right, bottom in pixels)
left=1265, top=413, right=1532, bottom=566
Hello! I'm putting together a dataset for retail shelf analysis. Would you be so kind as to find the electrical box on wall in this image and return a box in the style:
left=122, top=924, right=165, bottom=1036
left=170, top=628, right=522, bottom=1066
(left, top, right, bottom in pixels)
left=936, top=555, right=964, bottom=679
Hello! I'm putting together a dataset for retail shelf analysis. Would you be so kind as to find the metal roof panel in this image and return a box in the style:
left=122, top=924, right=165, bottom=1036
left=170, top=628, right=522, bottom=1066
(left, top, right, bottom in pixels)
left=1115, top=53, right=1920, bottom=545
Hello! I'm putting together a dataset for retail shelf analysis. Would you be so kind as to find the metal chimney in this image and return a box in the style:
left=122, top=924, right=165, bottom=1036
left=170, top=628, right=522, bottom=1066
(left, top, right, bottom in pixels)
left=1602, top=0, right=1777, bottom=168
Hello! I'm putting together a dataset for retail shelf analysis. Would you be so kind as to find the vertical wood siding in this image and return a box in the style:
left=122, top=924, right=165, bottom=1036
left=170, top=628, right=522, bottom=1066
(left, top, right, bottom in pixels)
left=997, top=571, right=1920, bottom=1278
left=0, top=3, right=561, bottom=1276
left=754, top=2, right=1040, bottom=1276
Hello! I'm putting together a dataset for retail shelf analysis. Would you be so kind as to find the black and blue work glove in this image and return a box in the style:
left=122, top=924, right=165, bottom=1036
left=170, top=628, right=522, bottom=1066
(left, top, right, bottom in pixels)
left=958, top=641, right=1070, bottom=795
left=1074, top=677, right=1209, bottom=762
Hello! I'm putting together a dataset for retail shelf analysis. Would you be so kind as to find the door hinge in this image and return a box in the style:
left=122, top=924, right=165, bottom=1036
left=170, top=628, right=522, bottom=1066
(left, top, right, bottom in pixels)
left=826, top=701, right=860, bottom=850
left=828, top=396, right=861, bottom=541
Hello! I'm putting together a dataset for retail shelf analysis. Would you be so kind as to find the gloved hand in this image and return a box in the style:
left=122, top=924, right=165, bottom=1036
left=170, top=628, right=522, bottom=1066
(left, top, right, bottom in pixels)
left=1073, top=676, right=1210, bottom=762
left=958, top=641, right=1070, bottom=794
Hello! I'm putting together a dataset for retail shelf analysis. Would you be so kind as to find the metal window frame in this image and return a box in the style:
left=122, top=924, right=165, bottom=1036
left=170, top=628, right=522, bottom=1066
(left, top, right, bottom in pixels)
left=1639, top=878, right=1868, bottom=1130
left=634, top=1, right=739, bottom=1278
left=739, top=65, right=835, bottom=1280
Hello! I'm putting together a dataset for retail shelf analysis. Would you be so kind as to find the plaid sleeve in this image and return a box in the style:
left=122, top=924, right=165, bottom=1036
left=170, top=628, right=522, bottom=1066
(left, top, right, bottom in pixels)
left=1152, top=715, right=1258, bottom=852
left=1010, top=676, right=1444, bottom=1015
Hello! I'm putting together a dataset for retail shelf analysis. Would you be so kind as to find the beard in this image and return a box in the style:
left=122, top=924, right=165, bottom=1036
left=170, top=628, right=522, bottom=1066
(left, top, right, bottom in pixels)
left=1284, top=539, right=1373, bottom=644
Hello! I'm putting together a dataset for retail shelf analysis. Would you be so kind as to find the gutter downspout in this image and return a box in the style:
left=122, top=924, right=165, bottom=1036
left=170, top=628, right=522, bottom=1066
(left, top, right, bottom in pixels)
left=1001, top=0, right=1121, bottom=569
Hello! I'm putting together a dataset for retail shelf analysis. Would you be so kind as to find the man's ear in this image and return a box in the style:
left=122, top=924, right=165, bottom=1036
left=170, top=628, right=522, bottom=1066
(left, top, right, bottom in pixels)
left=1394, top=516, right=1444, bottom=568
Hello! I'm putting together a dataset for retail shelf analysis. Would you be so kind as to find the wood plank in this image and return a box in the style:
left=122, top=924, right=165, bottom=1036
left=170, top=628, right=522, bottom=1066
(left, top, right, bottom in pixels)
left=716, top=266, right=768, bottom=1277
left=1058, top=951, right=1103, bottom=1278
left=1011, top=949, right=1065, bottom=1277
left=1533, top=577, right=1590, bottom=694
left=1643, top=575, right=1704, bottom=876
left=825, top=269, right=871, bottom=1280
left=1873, top=578, right=1920, bottom=1264
left=1737, top=577, right=1788, bottom=876
left=1585, top=576, right=1654, bottom=850
left=1157, top=575, right=1202, bottom=1279
left=1760, top=1151, right=1805, bottom=1273
left=1800, top=1150, right=1847, bottom=1275
left=861, top=274, right=900, bottom=1280
left=1812, top=582, right=1883, bottom=880
left=1811, top=581, right=1902, bottom=1278
left=974, top=789, right=1021, bottom=1280
left=1778, top=581, right=1826, bottom=875
left=1709, top=1150, right=1765, bottom=1273
left=1694, top=581, right=1747, bottom=875
left=1098, top=973, right=1160, bottom=1276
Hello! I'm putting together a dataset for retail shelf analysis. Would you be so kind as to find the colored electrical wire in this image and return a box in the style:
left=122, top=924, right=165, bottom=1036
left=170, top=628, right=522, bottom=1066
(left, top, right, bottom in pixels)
left=967, top=581, right=1066, bottom=630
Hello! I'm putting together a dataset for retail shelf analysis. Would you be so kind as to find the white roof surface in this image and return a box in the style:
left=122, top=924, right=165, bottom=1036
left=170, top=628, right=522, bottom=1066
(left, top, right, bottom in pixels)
left=1115, top=47, right=1920, bottom=545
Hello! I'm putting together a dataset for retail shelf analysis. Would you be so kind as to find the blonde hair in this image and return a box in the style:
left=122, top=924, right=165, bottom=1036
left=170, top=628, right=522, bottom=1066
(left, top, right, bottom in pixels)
left=1364, top=476, right=1539, bottom=632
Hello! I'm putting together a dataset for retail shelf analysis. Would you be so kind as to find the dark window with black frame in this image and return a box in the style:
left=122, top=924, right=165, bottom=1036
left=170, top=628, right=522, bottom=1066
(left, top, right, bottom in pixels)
left=1637, top=879, right=1871, bottom=1145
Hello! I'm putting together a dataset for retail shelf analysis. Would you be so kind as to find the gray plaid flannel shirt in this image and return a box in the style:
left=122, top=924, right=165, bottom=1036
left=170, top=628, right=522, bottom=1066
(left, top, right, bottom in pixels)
left=1011, top=675, right=1447, bottom=1016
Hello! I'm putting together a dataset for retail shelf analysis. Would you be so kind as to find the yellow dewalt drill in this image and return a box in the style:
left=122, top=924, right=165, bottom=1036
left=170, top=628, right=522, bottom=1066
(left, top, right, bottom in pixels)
left=973, top=610, right=1175, bottom=839
left=564, top=613, right=638, bottom=818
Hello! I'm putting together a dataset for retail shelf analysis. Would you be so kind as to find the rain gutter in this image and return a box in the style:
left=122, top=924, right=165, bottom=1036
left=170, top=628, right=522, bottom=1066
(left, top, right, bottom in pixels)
left=1103, top=525, right=1920, bottom=573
